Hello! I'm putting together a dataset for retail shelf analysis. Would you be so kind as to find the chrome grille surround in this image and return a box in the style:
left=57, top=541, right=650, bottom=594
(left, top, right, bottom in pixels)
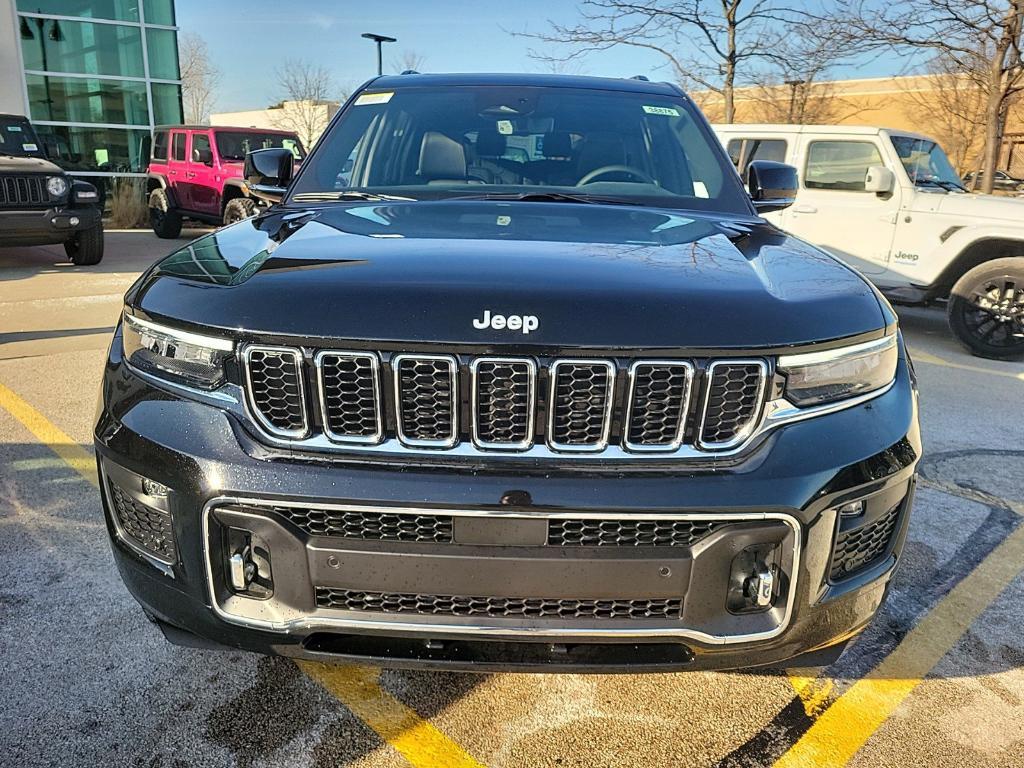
left=547, top=359, right=616, bottom=452
left=392, top=353, right=459, bottom=448
left=698, top=360, right=769, bottom=450
left=242, top=345, right=310, bottom=438
left=470, top=357, right=537, bottom=450
left=624, top=360, right=694, bottom=452
left=315, top=350, right=383, bottom=444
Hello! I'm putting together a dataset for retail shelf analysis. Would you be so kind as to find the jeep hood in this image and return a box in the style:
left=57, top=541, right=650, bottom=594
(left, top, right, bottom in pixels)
left=131, top=201, right=885, bottom=349
left=0, top=154, right=63, bottom=175
left=925, top=190, right=1024, bottom=222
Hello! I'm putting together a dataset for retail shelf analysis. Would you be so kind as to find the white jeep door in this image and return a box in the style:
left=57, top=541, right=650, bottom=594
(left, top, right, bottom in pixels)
left=782, top=136, right=900, bottom=276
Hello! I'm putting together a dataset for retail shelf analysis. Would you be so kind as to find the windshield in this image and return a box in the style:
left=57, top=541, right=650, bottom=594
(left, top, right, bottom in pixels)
left=890, top=135, right=963, bottom=188
left=289, top=85, right=751, bottom=213
left=215, top=131, right=305, bottom=162
left=0, top=116, right=45, bottom=158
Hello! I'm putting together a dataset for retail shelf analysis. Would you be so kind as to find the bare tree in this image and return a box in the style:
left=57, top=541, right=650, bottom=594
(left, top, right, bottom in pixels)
left=272, top=59, right=338, bottom=148
left=826, top=1, right=1024, bottom=193
left=512, top=1, right=838, bottom=122
left=392, top=50, right=427, bottom=73
left=178, top=33, right=219, bottom=124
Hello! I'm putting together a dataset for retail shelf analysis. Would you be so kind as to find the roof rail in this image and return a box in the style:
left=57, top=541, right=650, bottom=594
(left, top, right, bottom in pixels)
left=630, top=74, right=650, bottom=81
left=400, top=70, right=420, bottom=75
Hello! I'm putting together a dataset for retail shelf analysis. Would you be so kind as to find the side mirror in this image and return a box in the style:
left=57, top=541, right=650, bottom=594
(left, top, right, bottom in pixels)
left=747, top=160, right=798, bottom=213
left=192, top=147, right=213, bottom=165
left=244, top=147, right=295, bottom=202
left=864, top=165, right=894, bottom=194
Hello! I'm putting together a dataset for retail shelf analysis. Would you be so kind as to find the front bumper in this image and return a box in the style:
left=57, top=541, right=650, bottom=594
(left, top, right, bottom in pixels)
left=0, top=204, right=101, bottom=246
left=94, top=337, right=921, bottom=672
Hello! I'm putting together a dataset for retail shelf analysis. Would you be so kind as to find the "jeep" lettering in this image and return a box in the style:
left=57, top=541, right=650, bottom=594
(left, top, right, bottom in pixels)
left=472, top=309, right=539, bottom=334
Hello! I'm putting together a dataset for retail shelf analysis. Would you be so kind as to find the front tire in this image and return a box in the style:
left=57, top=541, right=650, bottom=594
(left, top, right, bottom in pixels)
left=149, top=188, right=182, bottom=239
left=63, top=223, right=104, bottom=266
left=223, top=196, right=257, bottom=226
left=947, top=257, right=1024, bottom=360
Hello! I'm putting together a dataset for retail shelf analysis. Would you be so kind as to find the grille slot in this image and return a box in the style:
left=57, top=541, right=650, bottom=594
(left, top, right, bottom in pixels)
left=244, top=346, right=308, bottom=437
left=0, top=175, right=47, bottom=207
left=547, top=360, right=615, bottom=451
left=393, top=354, right=458, bottom=447
left=550, top=518, right=718, bottom=547
left=830, top=504, right=902, bottom=581
left=316, top=352, right=382, bottom=443
left=108, top=481, right=176, bottom=564
left=316, top=588, right=683, bottom=620
left=471, top=357, right=536, bottom=449
left=698, top=360, right=768, bottom=449
left=269, top=506, right=453, bottom=542
left=625, top=362, right=693, bottom=450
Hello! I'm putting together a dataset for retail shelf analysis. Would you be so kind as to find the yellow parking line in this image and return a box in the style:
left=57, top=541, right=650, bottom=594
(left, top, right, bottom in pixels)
left=299, top=662, right=485, bottom=768
left=0, top=381, right=485, bottom=768
left=0, top=381, right=97, bottom=487
left=775, top=523, right=1024, bottom=768
left=909, top=347, right=1024, bottom=382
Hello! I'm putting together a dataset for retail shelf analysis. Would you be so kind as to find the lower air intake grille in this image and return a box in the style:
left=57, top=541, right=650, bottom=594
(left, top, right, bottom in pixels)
left=699, top=361, right=767, bottom=448
left=549, top=518, right=719, bottom=547
left=548, top=360, right=614, bottom=450
left=316, top=588, right=683, bottom=620
left=394, top=355, right=457, bottom=446
left=269, top=506, right=453, bottom=542
left=830, top=504, right=902, bottom=581
left=108, top=481, right=176, bottom=563
left=245, top=346, right=307, bottom=436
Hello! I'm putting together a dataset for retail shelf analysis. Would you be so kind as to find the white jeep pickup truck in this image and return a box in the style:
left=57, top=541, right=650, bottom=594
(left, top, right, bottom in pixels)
left=714, top=124, right=1024, bottom=360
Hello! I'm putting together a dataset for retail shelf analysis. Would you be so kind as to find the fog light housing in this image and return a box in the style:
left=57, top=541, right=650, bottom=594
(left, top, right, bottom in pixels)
left=836, top=500, right=865, bottom=518
left=142, top=478, right=170, bottom=497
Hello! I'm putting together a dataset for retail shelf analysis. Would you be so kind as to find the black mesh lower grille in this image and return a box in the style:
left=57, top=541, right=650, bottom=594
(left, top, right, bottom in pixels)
left=830, top=504, right=902, bottom=581
left=268, top=506, right=453, bottom=542
left=549, top=518, right=718, bottom=547
left=108, top=481, right=176, bottom=563
left=316, top=588, right=683, bottom=619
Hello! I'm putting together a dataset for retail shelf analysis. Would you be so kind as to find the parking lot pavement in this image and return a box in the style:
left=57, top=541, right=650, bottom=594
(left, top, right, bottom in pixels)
left=0, top=231, right=1022, bottom=768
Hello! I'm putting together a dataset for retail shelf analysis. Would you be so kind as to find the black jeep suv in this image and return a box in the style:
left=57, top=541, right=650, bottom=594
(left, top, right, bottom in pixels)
left=0, top=114, right=103, bottom=264
left=95, top=74, right=920, bottom=672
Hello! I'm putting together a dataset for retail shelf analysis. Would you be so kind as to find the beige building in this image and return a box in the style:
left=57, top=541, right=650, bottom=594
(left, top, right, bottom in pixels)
left=697, top=74, right=1024, bottom=175
left=211, top=99, right=340, bottom=150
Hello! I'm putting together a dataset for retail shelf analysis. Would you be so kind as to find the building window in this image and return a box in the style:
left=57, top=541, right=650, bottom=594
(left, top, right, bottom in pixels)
left=16, top=0, right=142, bottom=23
left=146, top=28, right=180, bottom=80
left=151, top=82, right=183, bottom=125
left=143, top=0, right=176, bottom=25
left=20, top=18, right=145, bottom=78
left=33, top=124, right=151, bottom=172
left=26, top=74, right=150, bottom=125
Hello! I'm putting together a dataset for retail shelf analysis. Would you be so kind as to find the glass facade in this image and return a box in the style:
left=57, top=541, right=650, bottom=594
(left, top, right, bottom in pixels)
left=15, top=0, right=182, bottom=175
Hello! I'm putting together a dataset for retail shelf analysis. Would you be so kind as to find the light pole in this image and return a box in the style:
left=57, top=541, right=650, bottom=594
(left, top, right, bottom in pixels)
left=784, top=79, right=806, bottom=124
left=361, top=33, right=397, bottom=76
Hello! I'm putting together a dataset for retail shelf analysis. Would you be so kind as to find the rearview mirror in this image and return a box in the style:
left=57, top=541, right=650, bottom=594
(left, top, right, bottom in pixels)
left=865, top=165, right=894, bottom=194
left=747, top=160, right=798, bottom=213
left=244, top=147, right=295, bottom=202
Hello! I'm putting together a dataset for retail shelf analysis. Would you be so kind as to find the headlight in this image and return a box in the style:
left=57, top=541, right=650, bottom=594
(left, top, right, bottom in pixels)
left=778, top=334, right=898, bottom=407
left=46, top=175, right=68, bottom=198
left=122, top=312, right=233, bottom=389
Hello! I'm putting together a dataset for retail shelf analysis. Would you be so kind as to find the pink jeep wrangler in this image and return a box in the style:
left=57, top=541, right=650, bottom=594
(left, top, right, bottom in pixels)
left=146, top=125, right=305, bottom=238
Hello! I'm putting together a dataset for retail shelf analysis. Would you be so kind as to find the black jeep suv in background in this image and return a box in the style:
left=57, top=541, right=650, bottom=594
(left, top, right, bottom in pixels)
left=95, top=74, right=920, bottom=672
left=0, top=114, right=103, bottom=264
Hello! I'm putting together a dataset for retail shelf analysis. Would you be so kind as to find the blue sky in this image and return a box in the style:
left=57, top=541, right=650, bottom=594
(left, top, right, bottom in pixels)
left=176, top=0, right=910, bottom=113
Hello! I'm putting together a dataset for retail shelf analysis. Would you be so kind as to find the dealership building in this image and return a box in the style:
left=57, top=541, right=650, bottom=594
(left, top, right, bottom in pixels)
left=0, top=0, right=182, bottom=183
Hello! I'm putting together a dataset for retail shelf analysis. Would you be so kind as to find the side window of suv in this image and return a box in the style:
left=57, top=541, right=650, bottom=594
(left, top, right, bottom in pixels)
left=171, top=132, right=187, bottom=162
left=153, top=131, right=168, bottom=162
left=805, top=140, right=883, bottom=191
left=192, top=133, right=212, bottom=163
left=726, top=138, right=787, bottom=173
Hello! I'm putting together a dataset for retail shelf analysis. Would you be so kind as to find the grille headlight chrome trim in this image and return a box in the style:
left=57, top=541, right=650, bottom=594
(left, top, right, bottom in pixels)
left=470, top=356, right=538, bottom=450
left=779, top=334, right=898, bottom=407
left=547, top=359, right=616, bottom=452
left=242, top=345, right=310, bottom=439
left=623, top=360, right=694, bottom=452
left=315, top=350, right=384, bottom=444
left=122, top=312, right=233, bottom=390
left=392, top=353, right=459, bottom=448
left=697, top=359, right=769, bottom=450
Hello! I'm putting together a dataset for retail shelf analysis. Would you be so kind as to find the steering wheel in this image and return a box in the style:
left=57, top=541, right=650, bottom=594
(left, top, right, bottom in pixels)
left=577, top=165, right=657, bottom=186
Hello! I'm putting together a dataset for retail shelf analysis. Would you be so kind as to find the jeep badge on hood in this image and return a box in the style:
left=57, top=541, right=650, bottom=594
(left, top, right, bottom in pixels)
left=473, top=310, right=539, bottom=334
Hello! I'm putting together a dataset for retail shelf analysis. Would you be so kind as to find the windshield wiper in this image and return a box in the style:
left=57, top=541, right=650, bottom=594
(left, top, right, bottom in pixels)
left=292, top=191, right=416, bottom=202
left=447, top=191, right=641, bottom=206
left=915, top=178, right=968, bottom=193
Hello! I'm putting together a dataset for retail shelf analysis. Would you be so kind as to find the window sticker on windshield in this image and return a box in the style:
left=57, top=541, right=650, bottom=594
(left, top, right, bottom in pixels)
left=642, top=105, right=679, bottom=116
left=496, top=120, right=513, bottom=135
left=354, top=91, right=393, bottom=106
left=9, top=126, right=21, bottom=131
left=22, top=143, right=38, bottom=151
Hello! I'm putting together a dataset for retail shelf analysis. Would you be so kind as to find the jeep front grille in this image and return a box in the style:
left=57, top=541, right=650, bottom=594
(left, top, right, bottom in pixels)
left=0, top=175, right=47, bottom=207
left=549, top=518, right=719, bottom=547
left=315, top=588, right=684, bottom=620
left=270, top=505, right=453, bottom=542
left=241, top=347, right=773, bottom=457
